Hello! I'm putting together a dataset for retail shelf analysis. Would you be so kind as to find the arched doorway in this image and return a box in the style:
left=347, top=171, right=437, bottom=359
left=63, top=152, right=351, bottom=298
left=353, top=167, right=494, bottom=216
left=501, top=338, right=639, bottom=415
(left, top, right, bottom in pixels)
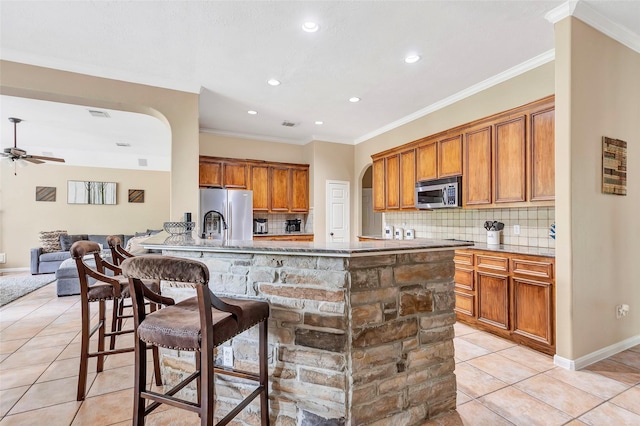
left=361, top=165, right=382, bottom=236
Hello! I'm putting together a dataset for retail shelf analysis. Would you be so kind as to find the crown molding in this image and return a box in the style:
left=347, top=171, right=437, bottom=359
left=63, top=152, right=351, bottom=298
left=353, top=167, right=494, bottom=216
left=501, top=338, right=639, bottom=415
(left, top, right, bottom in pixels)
left=354, top=49, right=555, bottom=145
left=546, top=1, right=640, bottom=54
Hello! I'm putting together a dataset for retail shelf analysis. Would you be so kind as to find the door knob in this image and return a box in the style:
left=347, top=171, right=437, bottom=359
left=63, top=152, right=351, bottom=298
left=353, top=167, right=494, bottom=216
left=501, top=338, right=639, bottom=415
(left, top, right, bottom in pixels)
left=330, top=232, right=334, bottom=236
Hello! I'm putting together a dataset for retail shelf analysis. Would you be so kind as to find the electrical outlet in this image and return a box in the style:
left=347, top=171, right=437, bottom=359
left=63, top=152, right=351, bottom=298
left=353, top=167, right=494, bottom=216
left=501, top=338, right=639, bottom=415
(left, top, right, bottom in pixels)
left=0, top=253, right=5, bottom=263
left=513, top=225, right=520, bottom=235
left=222, top=346, right=234, bottom=367
left=616, top=304, right=630, bottom=319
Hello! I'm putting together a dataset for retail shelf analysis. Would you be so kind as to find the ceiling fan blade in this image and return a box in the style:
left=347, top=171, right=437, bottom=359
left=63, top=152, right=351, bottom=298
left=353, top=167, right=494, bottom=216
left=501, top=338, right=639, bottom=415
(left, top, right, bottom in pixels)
left=28, top=155, right=65, bottom=163
left=24, top=157, right=45, bottom=164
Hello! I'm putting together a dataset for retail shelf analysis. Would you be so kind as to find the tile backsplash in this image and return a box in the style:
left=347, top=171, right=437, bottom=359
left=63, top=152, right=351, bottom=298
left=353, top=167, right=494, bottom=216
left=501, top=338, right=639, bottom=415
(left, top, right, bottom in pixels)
left=254, top=210, right=312, bottom=234
left=384, top=206, right=555, bottom=248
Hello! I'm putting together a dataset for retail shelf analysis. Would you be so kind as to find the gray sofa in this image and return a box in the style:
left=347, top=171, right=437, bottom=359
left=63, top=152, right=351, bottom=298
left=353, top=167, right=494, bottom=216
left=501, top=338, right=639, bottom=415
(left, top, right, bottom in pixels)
left=30, top=234, right=133, bottom=275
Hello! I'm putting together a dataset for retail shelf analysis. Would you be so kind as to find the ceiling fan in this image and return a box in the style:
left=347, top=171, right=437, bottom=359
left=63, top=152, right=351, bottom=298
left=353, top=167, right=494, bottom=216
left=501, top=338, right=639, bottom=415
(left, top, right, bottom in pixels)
left=2, top=117, right=65, bottom=173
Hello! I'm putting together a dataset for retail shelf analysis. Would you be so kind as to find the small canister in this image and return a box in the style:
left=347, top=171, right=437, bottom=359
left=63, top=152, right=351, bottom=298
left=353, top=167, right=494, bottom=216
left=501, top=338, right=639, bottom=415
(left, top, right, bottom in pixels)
left=487, top=230, right=501, bottom=245
left=384, top=225, right=394, bottom=239
left=404, top=229, right=415, bottom=239
left=394, top=227, right=404, bottom=240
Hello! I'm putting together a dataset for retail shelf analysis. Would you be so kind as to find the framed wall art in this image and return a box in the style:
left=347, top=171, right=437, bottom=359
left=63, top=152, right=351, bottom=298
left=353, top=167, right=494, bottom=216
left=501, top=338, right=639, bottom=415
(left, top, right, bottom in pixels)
left=128, top=189, right=145, bottom=203
left=36, top=186, right=56, bottom=202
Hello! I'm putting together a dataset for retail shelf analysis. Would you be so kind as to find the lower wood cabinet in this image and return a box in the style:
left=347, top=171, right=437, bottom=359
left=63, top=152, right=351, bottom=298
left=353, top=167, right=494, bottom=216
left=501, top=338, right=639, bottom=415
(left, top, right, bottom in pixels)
left=454, top=249, right=555, bottom=355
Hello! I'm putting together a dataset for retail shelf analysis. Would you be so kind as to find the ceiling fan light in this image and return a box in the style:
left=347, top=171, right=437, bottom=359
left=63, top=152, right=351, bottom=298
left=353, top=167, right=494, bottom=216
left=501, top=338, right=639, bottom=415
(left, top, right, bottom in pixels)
left=16, top=159, right=29, bottom=168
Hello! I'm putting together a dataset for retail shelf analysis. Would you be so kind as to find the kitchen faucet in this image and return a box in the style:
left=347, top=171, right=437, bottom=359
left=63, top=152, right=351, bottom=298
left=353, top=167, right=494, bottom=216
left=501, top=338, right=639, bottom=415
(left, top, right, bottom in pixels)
left=201, top=210, right=228, bottom=239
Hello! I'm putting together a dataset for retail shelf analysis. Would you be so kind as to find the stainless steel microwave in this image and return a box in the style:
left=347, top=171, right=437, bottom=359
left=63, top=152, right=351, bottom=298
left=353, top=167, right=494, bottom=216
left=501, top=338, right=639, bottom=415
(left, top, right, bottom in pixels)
left=415, top=176, right=462, bottom=209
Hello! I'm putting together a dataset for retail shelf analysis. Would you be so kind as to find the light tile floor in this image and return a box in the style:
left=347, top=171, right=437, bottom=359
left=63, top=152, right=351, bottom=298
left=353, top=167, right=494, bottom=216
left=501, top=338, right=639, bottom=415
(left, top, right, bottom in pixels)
left=1, top=278, right=639, bottom=425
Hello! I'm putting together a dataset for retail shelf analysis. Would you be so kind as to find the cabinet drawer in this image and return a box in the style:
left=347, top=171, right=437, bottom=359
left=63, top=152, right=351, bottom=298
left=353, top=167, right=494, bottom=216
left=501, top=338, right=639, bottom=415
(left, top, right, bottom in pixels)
left=476, top=254, right=509, bottom=272
left=454, top=268, right=474, bottom=291
left=454, top=291, right=475, bottom=317
left=511, top=258, right=554, bottom=279
left=454, top=251, right=473, bottom=266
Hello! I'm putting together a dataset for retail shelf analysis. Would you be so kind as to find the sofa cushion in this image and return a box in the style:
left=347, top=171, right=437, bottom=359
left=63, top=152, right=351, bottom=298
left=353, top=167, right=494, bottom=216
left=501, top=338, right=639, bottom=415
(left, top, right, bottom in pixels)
left=60, top=234, right=88, bottom=251
left=39, top=230, right=67, bottom=253
left=40, top=251, right=72, bottom=262
left=125, top=235, right=151, bottom=255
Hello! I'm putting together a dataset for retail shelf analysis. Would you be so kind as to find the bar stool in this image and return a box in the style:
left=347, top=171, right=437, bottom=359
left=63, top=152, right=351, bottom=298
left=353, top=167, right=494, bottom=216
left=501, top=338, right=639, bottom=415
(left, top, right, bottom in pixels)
left=70, top=241, right=163, bottom=401
left=121, top=255, right=270, bottom=425
left=106, top=234, right=135, bottom=265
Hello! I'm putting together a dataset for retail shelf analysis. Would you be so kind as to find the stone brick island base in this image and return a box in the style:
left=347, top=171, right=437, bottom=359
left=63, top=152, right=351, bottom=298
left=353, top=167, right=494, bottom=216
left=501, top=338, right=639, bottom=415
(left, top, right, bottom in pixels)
left=143, top=236, right=467, bottom=425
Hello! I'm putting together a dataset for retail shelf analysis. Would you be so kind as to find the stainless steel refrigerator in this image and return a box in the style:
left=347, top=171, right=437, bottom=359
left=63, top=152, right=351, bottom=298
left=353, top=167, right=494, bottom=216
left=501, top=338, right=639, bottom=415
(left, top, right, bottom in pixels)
left=199, top=188, right=253, bottom=240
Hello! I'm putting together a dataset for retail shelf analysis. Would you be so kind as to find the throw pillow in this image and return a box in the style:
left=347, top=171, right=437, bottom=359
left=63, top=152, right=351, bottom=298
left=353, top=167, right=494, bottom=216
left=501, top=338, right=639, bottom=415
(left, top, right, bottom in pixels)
left=39, top=230, right=68, bottom=253
left=125, top=235, right=151, bottom=255
left=60, top=234, right=88, bottom=251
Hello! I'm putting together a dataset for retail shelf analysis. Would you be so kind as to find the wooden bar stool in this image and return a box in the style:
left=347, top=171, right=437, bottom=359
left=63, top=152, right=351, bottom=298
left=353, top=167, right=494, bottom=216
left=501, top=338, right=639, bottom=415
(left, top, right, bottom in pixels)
left=70, top=241, right=163, bottom=401
left=121, top=255, right=270, bottom=425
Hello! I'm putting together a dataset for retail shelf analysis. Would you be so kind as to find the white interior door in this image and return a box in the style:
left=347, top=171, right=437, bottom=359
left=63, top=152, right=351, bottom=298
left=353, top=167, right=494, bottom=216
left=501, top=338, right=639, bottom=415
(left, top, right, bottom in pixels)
left=327, top=180, right=349, bottom=242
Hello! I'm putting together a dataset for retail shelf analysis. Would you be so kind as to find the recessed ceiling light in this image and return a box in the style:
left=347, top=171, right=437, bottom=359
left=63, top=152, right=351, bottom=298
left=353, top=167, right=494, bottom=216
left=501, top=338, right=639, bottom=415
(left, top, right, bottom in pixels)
left=302, top=22, right=319, bottom=32
left=315, top=121, right=324, bottom=125
left=267, top=79, right=281, bottom=86
left=349, top=97, right=361, bottom=103
left=404, top=55, right=421, bottom=64
left=248, top=110, right=258, bottom=115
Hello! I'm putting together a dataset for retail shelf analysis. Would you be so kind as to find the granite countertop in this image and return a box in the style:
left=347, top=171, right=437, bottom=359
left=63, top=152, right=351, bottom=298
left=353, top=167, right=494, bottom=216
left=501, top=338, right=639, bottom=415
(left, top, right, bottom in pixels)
left=357, top=236, right=555, bottom=258
left=143, top=232, right=472, bottom=257
left=253, top=232, right=315, bottom=237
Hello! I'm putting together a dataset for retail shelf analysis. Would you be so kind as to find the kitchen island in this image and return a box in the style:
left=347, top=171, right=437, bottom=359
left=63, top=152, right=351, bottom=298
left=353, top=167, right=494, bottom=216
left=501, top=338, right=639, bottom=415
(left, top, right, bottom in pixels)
left=142, top=233, right=471, bottom=425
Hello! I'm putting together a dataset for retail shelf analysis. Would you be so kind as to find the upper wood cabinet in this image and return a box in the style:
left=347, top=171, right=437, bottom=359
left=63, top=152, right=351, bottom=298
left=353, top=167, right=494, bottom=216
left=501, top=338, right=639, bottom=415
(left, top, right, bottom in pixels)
left=464, top=125, right=492, bottom=207
left=269, top=166, right=290, bottom=212
left=291, top=167, right=309, bottom=212
left=200, top=156, right=309, bottom=213
left=199, top=159, right=223, bottom=187
left=385, top=154, right=400, bottom=210
left=494, top=116, right=526, bottom=204
left=399, top=149, right=416, bottom=209
left=529, top=106, right=555, bottom=201
left=372, top=158, right=386, bottom=211
left=416, top=135, right=462, bottom=182
left=250, top=165, right=269, bottom=211
left=199, top=158, right=247, bottom=189
left=416, top=139, right=438, bottom=182
left=372, top=96, right=554, bottom=212
left=438, top=134, right=463, bottom=178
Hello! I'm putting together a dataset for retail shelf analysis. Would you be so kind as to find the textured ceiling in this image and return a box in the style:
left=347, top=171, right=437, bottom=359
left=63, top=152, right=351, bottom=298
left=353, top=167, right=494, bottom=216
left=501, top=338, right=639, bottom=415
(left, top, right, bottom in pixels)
left=1, top=1, right=638, bottom=170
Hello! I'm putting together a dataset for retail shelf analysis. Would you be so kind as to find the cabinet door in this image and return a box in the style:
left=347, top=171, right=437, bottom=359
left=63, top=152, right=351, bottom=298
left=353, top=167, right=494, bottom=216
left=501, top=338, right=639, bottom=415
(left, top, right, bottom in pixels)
left=269, top=167, right=290, bottom=212
left=399, top=149, right=416, bottom=209
left=512, top=277, right=553, bottom=346
left=494, top=116, right=526, bottom=203
left=464, top=126, right=492, bottom=206
left=385, top=154, right=400, bottom=210
left=416, top=139, right=438, bottom=182
left=199, top=161, right=222, bottom=187
left=291, top=167, right=309, bottom=212
left=372, top=158, right=386, bottom=211
left=438, top=134, right=462, bottom=177
left=530, top=107, right=555, bottom=201
left=223, top=162, right=248, bottom=189
left=250, top=165, right=269, bottom=211
left=477, top=271, right=509, bottom=330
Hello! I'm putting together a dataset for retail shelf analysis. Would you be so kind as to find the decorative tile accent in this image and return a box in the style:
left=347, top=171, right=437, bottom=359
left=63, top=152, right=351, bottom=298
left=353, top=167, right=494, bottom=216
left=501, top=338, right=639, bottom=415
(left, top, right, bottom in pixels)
left=35, top=186, right=56, bottom=202
left=128, top=189, right=144, bottom=203
left=602, top=136, right=627, bottom=196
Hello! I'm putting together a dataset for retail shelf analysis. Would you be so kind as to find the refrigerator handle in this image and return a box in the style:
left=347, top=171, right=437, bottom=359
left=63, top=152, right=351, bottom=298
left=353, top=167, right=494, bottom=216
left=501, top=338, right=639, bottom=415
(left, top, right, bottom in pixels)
left=227, top=202, right=232, bottom=240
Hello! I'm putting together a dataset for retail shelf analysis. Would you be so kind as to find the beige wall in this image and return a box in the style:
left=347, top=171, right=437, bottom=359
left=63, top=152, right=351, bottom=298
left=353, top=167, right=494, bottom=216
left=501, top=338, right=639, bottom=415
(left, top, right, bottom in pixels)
left=353, top=62, right=555, bottom=239
left=0, top=60, right=199, bottom=269
left=0, top=163, right=170, bottom=268
left=555, top=18, right=640, bottom=360
left=200, top=133, right=306, bottom=164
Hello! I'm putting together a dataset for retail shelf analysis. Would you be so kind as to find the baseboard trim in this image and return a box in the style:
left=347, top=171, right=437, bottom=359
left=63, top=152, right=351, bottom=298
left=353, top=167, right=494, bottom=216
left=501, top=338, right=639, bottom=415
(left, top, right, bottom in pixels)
left=0, top=267, right=29, bottom=273
left=554, top=334, right=640, bottom=370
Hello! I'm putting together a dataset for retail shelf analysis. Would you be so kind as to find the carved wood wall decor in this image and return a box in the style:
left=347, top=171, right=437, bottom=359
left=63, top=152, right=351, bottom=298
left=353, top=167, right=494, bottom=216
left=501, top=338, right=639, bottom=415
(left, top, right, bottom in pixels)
left=602, top=137, right=627, bottom=196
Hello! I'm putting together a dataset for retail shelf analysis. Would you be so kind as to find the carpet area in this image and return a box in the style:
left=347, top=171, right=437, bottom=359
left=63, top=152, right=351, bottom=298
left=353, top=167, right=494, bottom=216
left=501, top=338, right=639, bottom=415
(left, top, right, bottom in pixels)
left=0, top=274, right=56, bottom=307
